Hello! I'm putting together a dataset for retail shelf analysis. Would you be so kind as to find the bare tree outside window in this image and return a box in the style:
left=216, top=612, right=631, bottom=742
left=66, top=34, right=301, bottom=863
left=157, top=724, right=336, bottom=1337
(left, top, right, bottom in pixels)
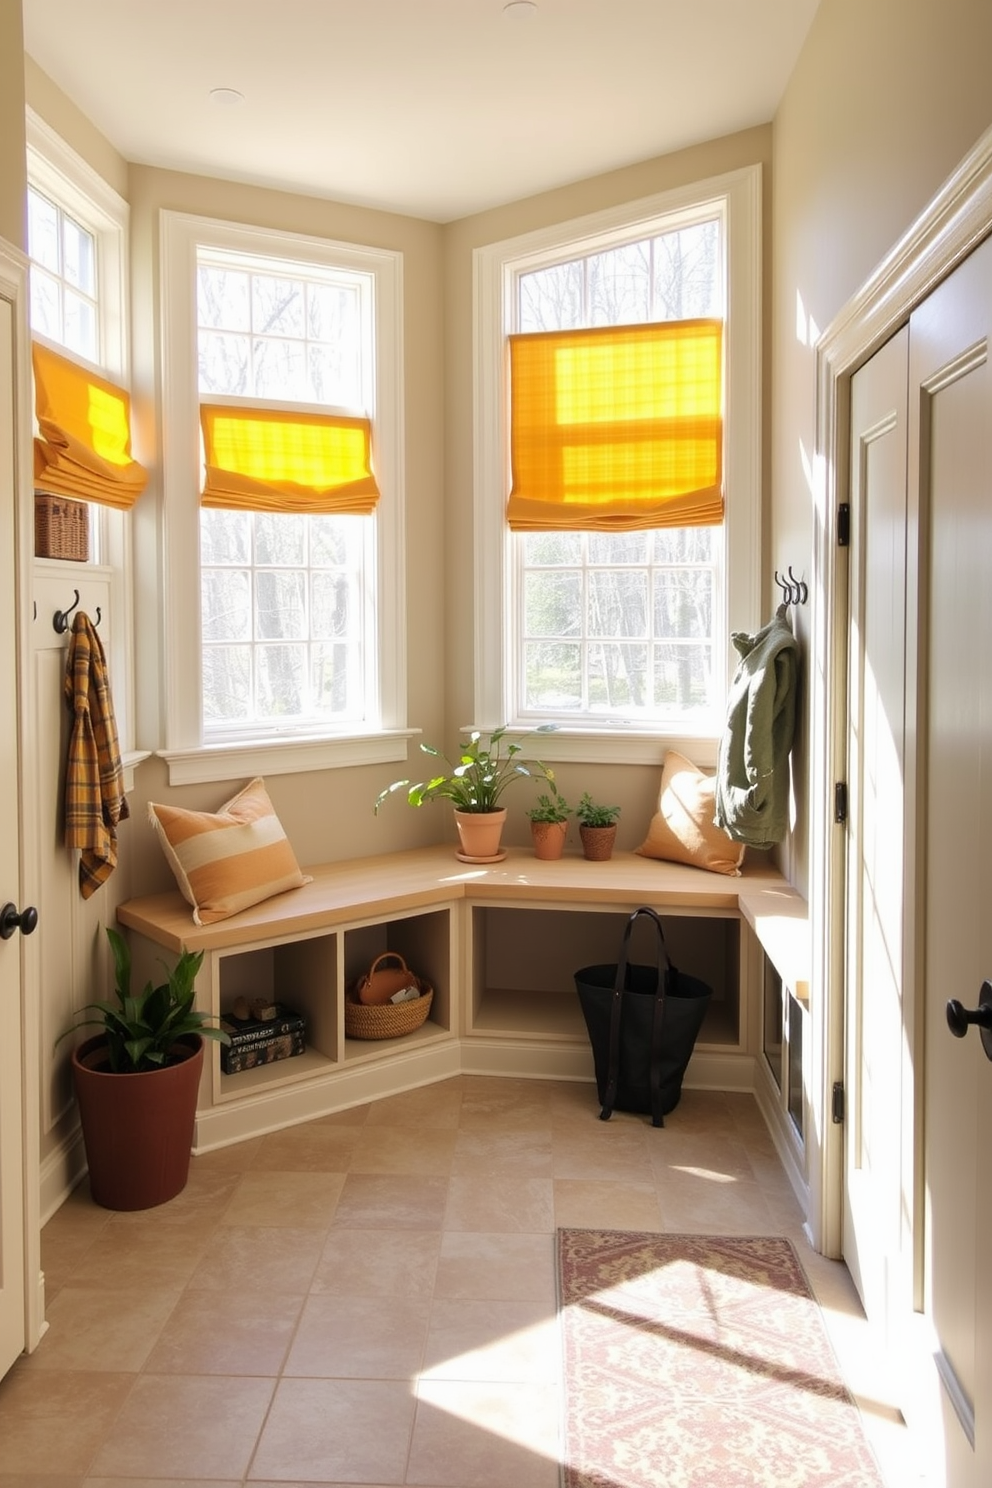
left=196, top=252, right=371, bottom=735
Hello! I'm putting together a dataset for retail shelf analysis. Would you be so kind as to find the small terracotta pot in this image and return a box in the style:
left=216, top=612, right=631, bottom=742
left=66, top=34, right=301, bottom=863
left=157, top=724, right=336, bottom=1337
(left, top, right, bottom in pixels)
left=580, top=824, right=617, bottom=861
left=454, top=807, right=507, bottom=860
left=531, top=819, right=568, bottom=861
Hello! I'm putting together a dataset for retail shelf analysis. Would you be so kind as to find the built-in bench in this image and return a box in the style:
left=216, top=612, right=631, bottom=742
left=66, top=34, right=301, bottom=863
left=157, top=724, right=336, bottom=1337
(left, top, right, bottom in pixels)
left=117, top=845, right=809, bottom=1155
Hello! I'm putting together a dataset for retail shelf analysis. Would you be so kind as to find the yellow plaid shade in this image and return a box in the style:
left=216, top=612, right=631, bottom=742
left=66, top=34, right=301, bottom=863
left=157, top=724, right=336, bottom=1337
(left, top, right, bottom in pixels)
left=200, top=403, right=380, bottom=514
left=507, top=319, right=723, bottom=531
left=33, top=340, right=149, bottom=510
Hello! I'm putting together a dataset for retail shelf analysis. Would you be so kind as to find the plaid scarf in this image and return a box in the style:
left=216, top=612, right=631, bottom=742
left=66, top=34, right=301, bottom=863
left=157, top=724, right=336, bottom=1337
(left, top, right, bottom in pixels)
left=64, top=611, right=129, bottom=898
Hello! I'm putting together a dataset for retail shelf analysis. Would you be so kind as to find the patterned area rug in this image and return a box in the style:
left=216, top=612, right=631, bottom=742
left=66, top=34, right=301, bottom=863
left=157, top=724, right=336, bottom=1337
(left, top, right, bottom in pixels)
left=557, top=1230, right=885, bottom=1488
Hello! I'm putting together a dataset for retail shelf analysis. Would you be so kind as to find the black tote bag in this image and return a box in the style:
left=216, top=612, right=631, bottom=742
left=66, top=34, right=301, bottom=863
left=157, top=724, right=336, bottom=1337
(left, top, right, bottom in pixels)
left=574, top=907, right=712, bottom=1126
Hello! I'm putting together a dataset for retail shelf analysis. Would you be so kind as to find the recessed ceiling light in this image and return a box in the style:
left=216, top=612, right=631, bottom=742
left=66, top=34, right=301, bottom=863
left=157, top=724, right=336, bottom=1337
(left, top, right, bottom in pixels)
left=209, top=87, right=245, bottom=107
left=503, top=1, right=538, bottom=17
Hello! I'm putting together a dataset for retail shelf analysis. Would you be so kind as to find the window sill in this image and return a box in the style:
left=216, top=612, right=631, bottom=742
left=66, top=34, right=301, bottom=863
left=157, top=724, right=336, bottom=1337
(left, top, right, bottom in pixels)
left=157, top=731, right=415, bottom=787
left=121, top=750, right=151, bottom=793
left=499, top=727, right=720, bottom=770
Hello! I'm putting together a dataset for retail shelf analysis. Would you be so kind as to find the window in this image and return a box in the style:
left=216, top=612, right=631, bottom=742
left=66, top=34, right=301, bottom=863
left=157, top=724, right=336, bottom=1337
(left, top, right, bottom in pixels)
left=26, top=110, right=137, bottom=753
left=160, top=214, right=405, bottom=784
left=474, top=166, right=761, bottom=765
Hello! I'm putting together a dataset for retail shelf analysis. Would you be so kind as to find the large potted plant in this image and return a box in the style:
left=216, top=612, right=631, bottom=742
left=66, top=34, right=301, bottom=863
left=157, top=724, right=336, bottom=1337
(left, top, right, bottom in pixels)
left=375, top=724, right=556, bottom=861
left=61, top=926, right=230, bottom=1211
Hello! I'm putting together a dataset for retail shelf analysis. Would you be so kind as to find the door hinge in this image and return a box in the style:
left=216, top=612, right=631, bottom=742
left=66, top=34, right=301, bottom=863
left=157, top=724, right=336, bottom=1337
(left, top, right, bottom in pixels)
left=831, top=1081, right=845, bottom=1124
left=838, top=503, right=850, bottom=546
left=834, top=782, right=848, bottom=823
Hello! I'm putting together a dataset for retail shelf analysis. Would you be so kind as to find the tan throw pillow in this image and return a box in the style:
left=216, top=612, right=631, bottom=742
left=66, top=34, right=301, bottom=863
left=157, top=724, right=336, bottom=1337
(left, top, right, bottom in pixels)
left=636, top=750, right=745, bottom=876
left=148, top=777, right=312, bottom=925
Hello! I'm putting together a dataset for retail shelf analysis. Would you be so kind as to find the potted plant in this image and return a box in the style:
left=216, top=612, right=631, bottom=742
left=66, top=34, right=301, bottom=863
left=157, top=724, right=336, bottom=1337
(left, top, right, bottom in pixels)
left=374, top=724, right=556, bottom=861
left=577, top=793, right=622, bottom=861
left=60, top=926, right=230, bottom=1211
left=526, top=788, right=572, bottom=861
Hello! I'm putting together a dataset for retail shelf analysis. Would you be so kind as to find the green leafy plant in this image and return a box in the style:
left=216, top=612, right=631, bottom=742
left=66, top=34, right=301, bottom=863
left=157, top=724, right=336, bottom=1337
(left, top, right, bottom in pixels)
left=526, top=788, right=572, bottom=824
left=375, top=724, right=557, bottom=815
left=576, top=793, right=621, bottom=828
left=59, top=926, right=230, bottom=1074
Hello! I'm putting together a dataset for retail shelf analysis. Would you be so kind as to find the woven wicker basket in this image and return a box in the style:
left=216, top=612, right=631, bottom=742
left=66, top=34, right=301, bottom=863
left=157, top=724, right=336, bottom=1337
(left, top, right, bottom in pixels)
left=35, top=493, right=89, bottom=561
left=345, top=979, right=433, bottom=1040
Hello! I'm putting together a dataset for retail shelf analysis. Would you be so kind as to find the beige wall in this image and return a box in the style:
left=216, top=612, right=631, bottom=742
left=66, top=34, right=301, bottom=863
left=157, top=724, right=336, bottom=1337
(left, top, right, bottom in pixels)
left=771, top=0, right=992, bottom=894
left=0, top=2, right=26, bottom=248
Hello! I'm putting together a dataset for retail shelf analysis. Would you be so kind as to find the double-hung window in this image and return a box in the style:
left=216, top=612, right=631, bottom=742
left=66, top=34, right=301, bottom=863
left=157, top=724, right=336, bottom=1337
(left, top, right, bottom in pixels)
left=25, top=110, right=138, bottom=753
left=159, top=215, right=404, bottom=784
left=474, top=166, right=761, bottom=765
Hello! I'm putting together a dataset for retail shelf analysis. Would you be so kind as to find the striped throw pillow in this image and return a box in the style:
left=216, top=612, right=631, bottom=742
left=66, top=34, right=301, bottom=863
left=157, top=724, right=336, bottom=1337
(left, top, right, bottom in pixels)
left=148, top=777, right=312, bottom=925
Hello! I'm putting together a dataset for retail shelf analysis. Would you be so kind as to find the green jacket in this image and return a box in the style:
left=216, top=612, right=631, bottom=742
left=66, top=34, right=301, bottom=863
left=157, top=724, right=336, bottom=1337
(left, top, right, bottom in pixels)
left=714, top=609, right=799, bottom=849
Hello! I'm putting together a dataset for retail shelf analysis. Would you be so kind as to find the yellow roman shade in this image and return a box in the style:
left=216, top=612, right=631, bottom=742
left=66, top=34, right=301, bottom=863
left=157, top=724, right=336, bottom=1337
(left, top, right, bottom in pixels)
left=507, top=318, right=723, bottom=531
left=33, top=341, right=149, bottom=510
left=200, top=403, right=380, bottom=514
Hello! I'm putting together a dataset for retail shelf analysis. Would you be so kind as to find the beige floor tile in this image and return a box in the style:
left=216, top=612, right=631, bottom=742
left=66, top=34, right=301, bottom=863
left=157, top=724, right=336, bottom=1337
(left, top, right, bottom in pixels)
left=553, top=1177, right=664, bottom=1232
left=249, top=1124, right=360, bottom=1172
left=331, top=1172, right=450, bottom=1230
left=309, top=1100, right=373, bottom=1126
left=451, top=1129, right=553, bottom=1177
left=349, top=1125, right=458, bottom=1175
left=444, top=1175, right=554, bottom=1234
left=189, top=1135, right=265, bottom=1172
left=249, top=1378, right=417, bottom=1482
left=220, top=1170, right=346, bottom=1228
left=284, top=1292, right=431, bottom=1378
left=422, top=1298, right=560, bottom=1385
left=433, top=1232, right=556, bottom=1303
left=0, top=1369, right=134, bottom=1475
left=408, top=1380, right=560, bottom=1488
left=19, top=1286, right=179, bottom=1373
left=89, top=1374, right=275, bottom=1479
left=186, top=1224, right=325, bottom=1293
left=645, top=1129, right=758, bottom=1182
left=143, top=1289, right=304, bottom=1375
left=551, top=1123, right=653, bottom=1181
left=657, top=1170, right=775, bottom=1232
left=363, top=1081, right=464, bottom=1128
left=104, top=1166, right=241, bottom=1229
left=310, top=1228, right=441, bottom=1298
left=65, top=1223, right=211, bottom=1291
left=459, top=1081, right=555, bottom=1132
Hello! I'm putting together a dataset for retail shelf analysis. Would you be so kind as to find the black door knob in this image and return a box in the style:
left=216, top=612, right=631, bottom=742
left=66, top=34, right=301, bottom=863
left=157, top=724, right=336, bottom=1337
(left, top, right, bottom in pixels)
left=0, top=902, right=39, bottom=940
left=946, top=981, right=992, bottom=1061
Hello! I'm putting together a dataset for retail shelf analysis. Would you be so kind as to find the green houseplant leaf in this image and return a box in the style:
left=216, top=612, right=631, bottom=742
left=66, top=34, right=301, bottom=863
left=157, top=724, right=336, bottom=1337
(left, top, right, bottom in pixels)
left=375, top=724, right=558, bottom=815
left=58, top=926, right=231, bottom=1074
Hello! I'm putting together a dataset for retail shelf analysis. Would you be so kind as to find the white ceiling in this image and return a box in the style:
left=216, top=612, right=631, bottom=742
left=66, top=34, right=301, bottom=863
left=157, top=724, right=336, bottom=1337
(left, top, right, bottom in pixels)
left=22, top=0, right=821, bottom=223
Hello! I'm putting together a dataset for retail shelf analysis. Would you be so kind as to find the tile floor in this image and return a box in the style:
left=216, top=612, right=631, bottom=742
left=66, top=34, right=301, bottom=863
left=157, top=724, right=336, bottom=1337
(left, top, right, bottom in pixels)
left=0, top=1076, right=931, bottom=1487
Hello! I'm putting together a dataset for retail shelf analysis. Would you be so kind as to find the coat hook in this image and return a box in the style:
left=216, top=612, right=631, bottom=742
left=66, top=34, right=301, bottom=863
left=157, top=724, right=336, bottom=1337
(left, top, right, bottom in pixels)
left=774, top=570, right=792, bottom=604
left=787, top=565, right=808, bottom=604
left=53, top=589, right=81, bottom=634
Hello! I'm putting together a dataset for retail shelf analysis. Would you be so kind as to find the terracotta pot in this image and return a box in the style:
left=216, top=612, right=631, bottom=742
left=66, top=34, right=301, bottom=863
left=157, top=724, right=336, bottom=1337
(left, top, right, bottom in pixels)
left=454, top=807, right=507, bottom=860
left=531, top=819, right=568, bottom=860
left=579, top=824, right=617, bottom=861
left=71, top=1033, right=204, bottom=1211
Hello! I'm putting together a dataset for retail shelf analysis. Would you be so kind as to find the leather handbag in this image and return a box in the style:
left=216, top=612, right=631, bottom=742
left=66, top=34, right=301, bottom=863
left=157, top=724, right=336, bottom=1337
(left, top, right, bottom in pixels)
left=355, top=951, right=419, bottom=1006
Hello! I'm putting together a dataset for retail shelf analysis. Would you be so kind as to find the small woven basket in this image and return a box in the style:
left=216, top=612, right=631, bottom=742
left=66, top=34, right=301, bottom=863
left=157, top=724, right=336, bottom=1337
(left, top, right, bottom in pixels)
left=345, top=978, right=433, bottom=1040
left=35, top=493, right=89, bottom=561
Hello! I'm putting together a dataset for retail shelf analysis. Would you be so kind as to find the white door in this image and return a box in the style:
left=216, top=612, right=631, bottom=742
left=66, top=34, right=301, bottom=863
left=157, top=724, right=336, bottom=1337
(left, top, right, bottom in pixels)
left=0, top=289, right=27, bottom=1377
left=843, top=326, right=913, bottom=1345
left=906, top=234, right=992, bottom=1486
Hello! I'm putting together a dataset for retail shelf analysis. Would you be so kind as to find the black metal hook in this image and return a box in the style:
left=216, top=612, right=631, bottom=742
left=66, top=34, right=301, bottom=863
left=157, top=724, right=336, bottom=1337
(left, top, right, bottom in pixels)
left=53, top=591, right=101, bottom=634
left=774, top=568, right=808, bottom=607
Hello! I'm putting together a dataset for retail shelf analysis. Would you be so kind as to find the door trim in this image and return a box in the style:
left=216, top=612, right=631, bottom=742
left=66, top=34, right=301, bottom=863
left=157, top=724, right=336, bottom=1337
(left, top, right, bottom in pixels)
left=810, top=123, right=992, bottom=1256
left=0, top=235, right=45, bottom=1358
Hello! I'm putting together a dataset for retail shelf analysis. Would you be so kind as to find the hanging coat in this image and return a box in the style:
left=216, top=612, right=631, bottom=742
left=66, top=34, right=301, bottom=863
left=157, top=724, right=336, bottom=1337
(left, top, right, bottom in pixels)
left=714, top=607, right=799, bottom=849
left=64, top=611, right=129, bottom=897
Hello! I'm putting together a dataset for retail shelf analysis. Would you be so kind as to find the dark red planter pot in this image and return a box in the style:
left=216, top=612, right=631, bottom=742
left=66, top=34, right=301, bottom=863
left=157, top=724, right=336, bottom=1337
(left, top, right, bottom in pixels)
left=71, top=1034, right=204, bottom=1211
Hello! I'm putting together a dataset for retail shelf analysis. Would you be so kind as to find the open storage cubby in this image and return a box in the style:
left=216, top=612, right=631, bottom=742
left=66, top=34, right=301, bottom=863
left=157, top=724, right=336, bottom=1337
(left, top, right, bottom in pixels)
left=466, top=903, right=742, bottom=1048
left=211, top=929, right=339, bottom=1101
left=342, top=905, right=454, bottom=1064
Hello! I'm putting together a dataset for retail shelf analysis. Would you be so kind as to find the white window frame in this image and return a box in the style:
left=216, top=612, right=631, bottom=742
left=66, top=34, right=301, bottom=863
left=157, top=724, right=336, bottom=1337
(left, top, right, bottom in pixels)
left=473, top=164, right=761, bottom=768
left=26, top=109, right=140, bottom=763
left=158, top=212, right=407, bottom=785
